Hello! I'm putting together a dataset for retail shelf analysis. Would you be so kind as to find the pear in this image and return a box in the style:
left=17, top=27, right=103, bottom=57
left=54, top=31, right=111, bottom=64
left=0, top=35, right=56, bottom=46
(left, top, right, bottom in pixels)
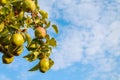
left=2, top=55, right=14, bottom=64
left=24, top=0, right=36, bottom=11
left=11, top=33, right=24, bottom=46
left=0, top=0, right=7, bottom=5
left=35, top=27, right=46, bottom=39
left=39, top=57, right=49, bottom=73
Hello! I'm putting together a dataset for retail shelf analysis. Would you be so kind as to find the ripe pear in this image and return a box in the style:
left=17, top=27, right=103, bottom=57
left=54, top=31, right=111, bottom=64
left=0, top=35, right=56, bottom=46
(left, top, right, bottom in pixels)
left=0, top=22, right=4, bottom=32
left=0, top=0, right=7, bottom=5
left=39, top=57, right=49, bottom=73
left=35, top=27, right=46, bottom=39
left=11, top=33, right=24, bottom=46
left=24, top=0, right=36, bottom=11
left=2, top=55, right=14, bottom=64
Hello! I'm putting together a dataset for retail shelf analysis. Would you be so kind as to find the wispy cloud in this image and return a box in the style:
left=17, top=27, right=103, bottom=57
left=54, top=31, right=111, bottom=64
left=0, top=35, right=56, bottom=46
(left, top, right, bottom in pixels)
left=38, top=0, right=120, bottom=79
left=0, top=0, right=120, bottom=80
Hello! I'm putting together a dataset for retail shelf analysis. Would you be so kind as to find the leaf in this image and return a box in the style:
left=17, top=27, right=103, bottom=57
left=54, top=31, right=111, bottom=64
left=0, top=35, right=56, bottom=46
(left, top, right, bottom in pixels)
left=45, top=21, right=51, bottom=29
left=29, top=63, right=39, bottom=71
left=52, top=24, right=58, bottom=34
left=45, top=34, right=50, bottom=42
left=25, top=33, right=32, bottom=47
left=0, top=22, right=4, bottom=32
left=8, top=25, right=19, bottom=30
left=49, top=58, right=54, bottom=68
left=23, top=51, right=39, bottom=62
left=0, top=29, right=8, bottom=37
left=23, top=53, right=34, bottom=62
left=39, top=10, right=48, bottom=19
left=1, top=7, right=9, bottom=15
left=32, top=51, right=39, bottom=60
left=48, top=38, right=57, bottom=47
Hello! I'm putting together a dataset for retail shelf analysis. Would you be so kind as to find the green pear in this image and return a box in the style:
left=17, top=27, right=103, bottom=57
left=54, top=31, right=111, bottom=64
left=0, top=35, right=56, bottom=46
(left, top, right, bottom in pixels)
left=11, top=33, right=24, bottom=46
left=2, top=55, right=14, bottom=64
left=24, top=0, right=36, bottom=11
left=0, top=0, right=7, bottom=5
left=39, top=57, right=49, bottom=73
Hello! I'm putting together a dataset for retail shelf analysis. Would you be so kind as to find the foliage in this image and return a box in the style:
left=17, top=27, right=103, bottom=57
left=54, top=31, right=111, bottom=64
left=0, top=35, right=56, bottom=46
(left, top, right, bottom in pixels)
left=0, top=0, right=58, bottom=73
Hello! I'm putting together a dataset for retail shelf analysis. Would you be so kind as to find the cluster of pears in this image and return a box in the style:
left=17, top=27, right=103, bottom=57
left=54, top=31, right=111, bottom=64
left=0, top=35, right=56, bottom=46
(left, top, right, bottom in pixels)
left=27, top=27, right=52, bottom=73
left=0, top=0, right=36, bottom=10
left=2, top=33, right=24, bottom=64
left=0, top=0, right=57, bottom=73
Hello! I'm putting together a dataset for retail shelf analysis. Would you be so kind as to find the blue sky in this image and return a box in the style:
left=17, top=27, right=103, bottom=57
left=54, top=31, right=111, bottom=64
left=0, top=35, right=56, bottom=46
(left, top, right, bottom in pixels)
left=0, top=0, right=120, bottom=80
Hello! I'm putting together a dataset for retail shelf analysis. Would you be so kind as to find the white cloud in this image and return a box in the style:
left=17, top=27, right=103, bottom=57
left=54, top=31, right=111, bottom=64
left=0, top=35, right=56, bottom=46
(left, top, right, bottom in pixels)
left=86, top=71, right=120, bottom=80
left=0, top=0, right=120, bottom=80
left=37, top=2, right=120, bottom=80
left=52, top=27, right=83, bottom=70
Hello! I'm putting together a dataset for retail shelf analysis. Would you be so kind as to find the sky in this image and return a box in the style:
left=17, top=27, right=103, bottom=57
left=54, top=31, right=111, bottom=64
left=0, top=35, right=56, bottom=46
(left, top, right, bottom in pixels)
left=0, top=0, right=120, bottom=80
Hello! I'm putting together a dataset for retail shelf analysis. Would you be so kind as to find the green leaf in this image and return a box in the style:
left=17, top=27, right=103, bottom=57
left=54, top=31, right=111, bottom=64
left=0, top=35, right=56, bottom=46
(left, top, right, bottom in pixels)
left=25, top=33, right=32, bottom=47
left=52, top=24, right=58, bottom=34
left=39, top=10, right=48, bottom=19
left=45, top=34, right=50, bottom=42
left=29, top=63, right=39, bottom=71
left=23, top=51, right=39, bottom=62
left=49, top=58, right=54, bottom=68
left=48, top=38, right=57, bottom=47
left=0, top=29, right=8, bottom=37
left=1, top=7, right=9, bottom=15
left=8, top=25, right=19, bottom=30
left=23, top=53, right=34, bottom=62
left=45, top=21, right=51, bottom=29
left=32, top=51, right=39, bottom=60
left=0, top=22, right=4, bottom=32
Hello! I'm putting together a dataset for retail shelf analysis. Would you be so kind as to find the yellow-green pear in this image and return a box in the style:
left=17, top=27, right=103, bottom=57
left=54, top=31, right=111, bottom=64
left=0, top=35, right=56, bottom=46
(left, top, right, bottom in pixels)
left=11, top=33, right=24, bottom=46
left=2, top=55, right=14, bottom=64
left=24, top=0, right=36, bottom=11
left=39, top=57, right=49, bottom=73
left=0, top=0, right=7, bottom=5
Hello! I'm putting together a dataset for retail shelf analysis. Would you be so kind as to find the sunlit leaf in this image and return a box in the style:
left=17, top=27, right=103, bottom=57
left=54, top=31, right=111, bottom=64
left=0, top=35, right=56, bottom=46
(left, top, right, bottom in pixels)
left=0, top=22, right=4, bottom=32
left=23, top=51, right=39, bottom=62
left=45, top=21, right=51, bottom=29
left=23, top=53, right=34, bottom=62
left=25, top=33, right=32, bottom=47
left=52, top=24, right=58, bottom=34
left=29, top=63, right=39, bottom=71
left=49, top=58, right=54, bottom=68
left=39, top=10, right=48, bottom=19
left=48, top=38, right=57, bottom=47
